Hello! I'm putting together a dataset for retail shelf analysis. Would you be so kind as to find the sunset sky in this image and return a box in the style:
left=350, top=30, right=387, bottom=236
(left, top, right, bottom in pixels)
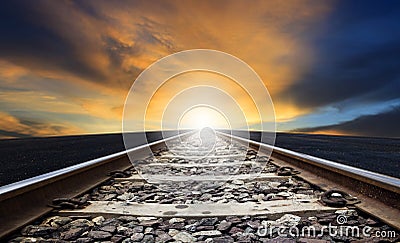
left=0, top=0, right=399, bottom=138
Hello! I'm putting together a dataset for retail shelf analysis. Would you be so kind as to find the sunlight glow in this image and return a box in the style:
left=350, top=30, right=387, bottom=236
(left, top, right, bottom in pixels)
left=179, top=106, right=230, bottom=129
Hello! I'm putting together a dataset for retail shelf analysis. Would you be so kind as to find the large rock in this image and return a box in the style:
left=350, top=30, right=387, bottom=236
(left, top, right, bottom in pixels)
left=92, top=216, right=105, bottom=226
left=193, top=230, right=222, bottom=237
left=76, top=237, right=93, bottom=243
left=88, top=230, right=112, bottom=240
left=169, top=218, right=186, bottom=224
left=155, top=230, right=173, bottom=242
left=118, top=215, right=138, bottom=223
left=111, top=234, right=126, bottom=243
left=42, top=216, right=72, bottom=227
left=142, top=234, right=155, bottom=243
left=199, top=217, right=218, bottom=226
left=61, top=227, right=86, bottom=240
left=212, top=236, right=235, bottom=243
left=275, top=214, right=301, bottom=227
left=130, top=232, right=144, bottom=241
left=217, top=220, right=232, bottom=231
left=100, top=225, right=117, bottom=233
left=133, top=226, right=144, bottom=233
left=228, top=227, right=243, bottom=235
left=225, top=216, right=241, bottom=224
left=63, top=219, right=94, bottom=230
left=173, top=232, right=196, bottom=242
left=9, top=237, right=45, bottom=243
left=21, top=225, right=56, bottom=237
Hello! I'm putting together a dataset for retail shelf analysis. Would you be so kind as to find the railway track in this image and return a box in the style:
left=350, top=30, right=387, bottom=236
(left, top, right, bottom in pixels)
left=1, top=130, right=399, bottom=242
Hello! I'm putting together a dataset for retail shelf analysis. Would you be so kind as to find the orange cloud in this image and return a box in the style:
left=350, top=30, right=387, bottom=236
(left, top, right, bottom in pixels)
left=0, top=60, right=29, bottom=80
left=0, top=0, right=334, bottom=136
left=294, top=130, right=355, bottom=137
left=78, top=98, right=124, bottom=120
left=0, top=112, right=83, bottom=139
left=144, top=72, right=260, bottom=127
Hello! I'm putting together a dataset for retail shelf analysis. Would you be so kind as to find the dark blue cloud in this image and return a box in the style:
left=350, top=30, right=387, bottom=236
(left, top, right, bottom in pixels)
left=293, top=105, right=400, bottom=138
left=282, top=0, right=400, bottom=109
left=0, top=1, right=109, bottom=82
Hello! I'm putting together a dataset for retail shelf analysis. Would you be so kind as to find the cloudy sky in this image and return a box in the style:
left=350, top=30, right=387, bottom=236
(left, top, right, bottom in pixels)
left=0, top=0, right=399, bottom=138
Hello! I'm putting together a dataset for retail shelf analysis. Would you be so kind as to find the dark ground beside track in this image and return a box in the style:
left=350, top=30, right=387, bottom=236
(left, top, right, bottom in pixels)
left=0, top=131, right=398, bottom=186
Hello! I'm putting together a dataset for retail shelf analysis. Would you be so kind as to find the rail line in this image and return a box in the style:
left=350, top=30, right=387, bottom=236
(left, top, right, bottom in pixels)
left=0, top=130, right=399, bottom=242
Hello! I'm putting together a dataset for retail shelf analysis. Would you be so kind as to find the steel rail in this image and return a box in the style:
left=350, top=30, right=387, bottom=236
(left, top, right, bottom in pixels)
left=217, top=131, right=400, bottom=229
left=0, top=130, right=194, bottom=239
left=0, top=131, right=193, bottom=197
left=218, top=131, right=400, bottom=192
